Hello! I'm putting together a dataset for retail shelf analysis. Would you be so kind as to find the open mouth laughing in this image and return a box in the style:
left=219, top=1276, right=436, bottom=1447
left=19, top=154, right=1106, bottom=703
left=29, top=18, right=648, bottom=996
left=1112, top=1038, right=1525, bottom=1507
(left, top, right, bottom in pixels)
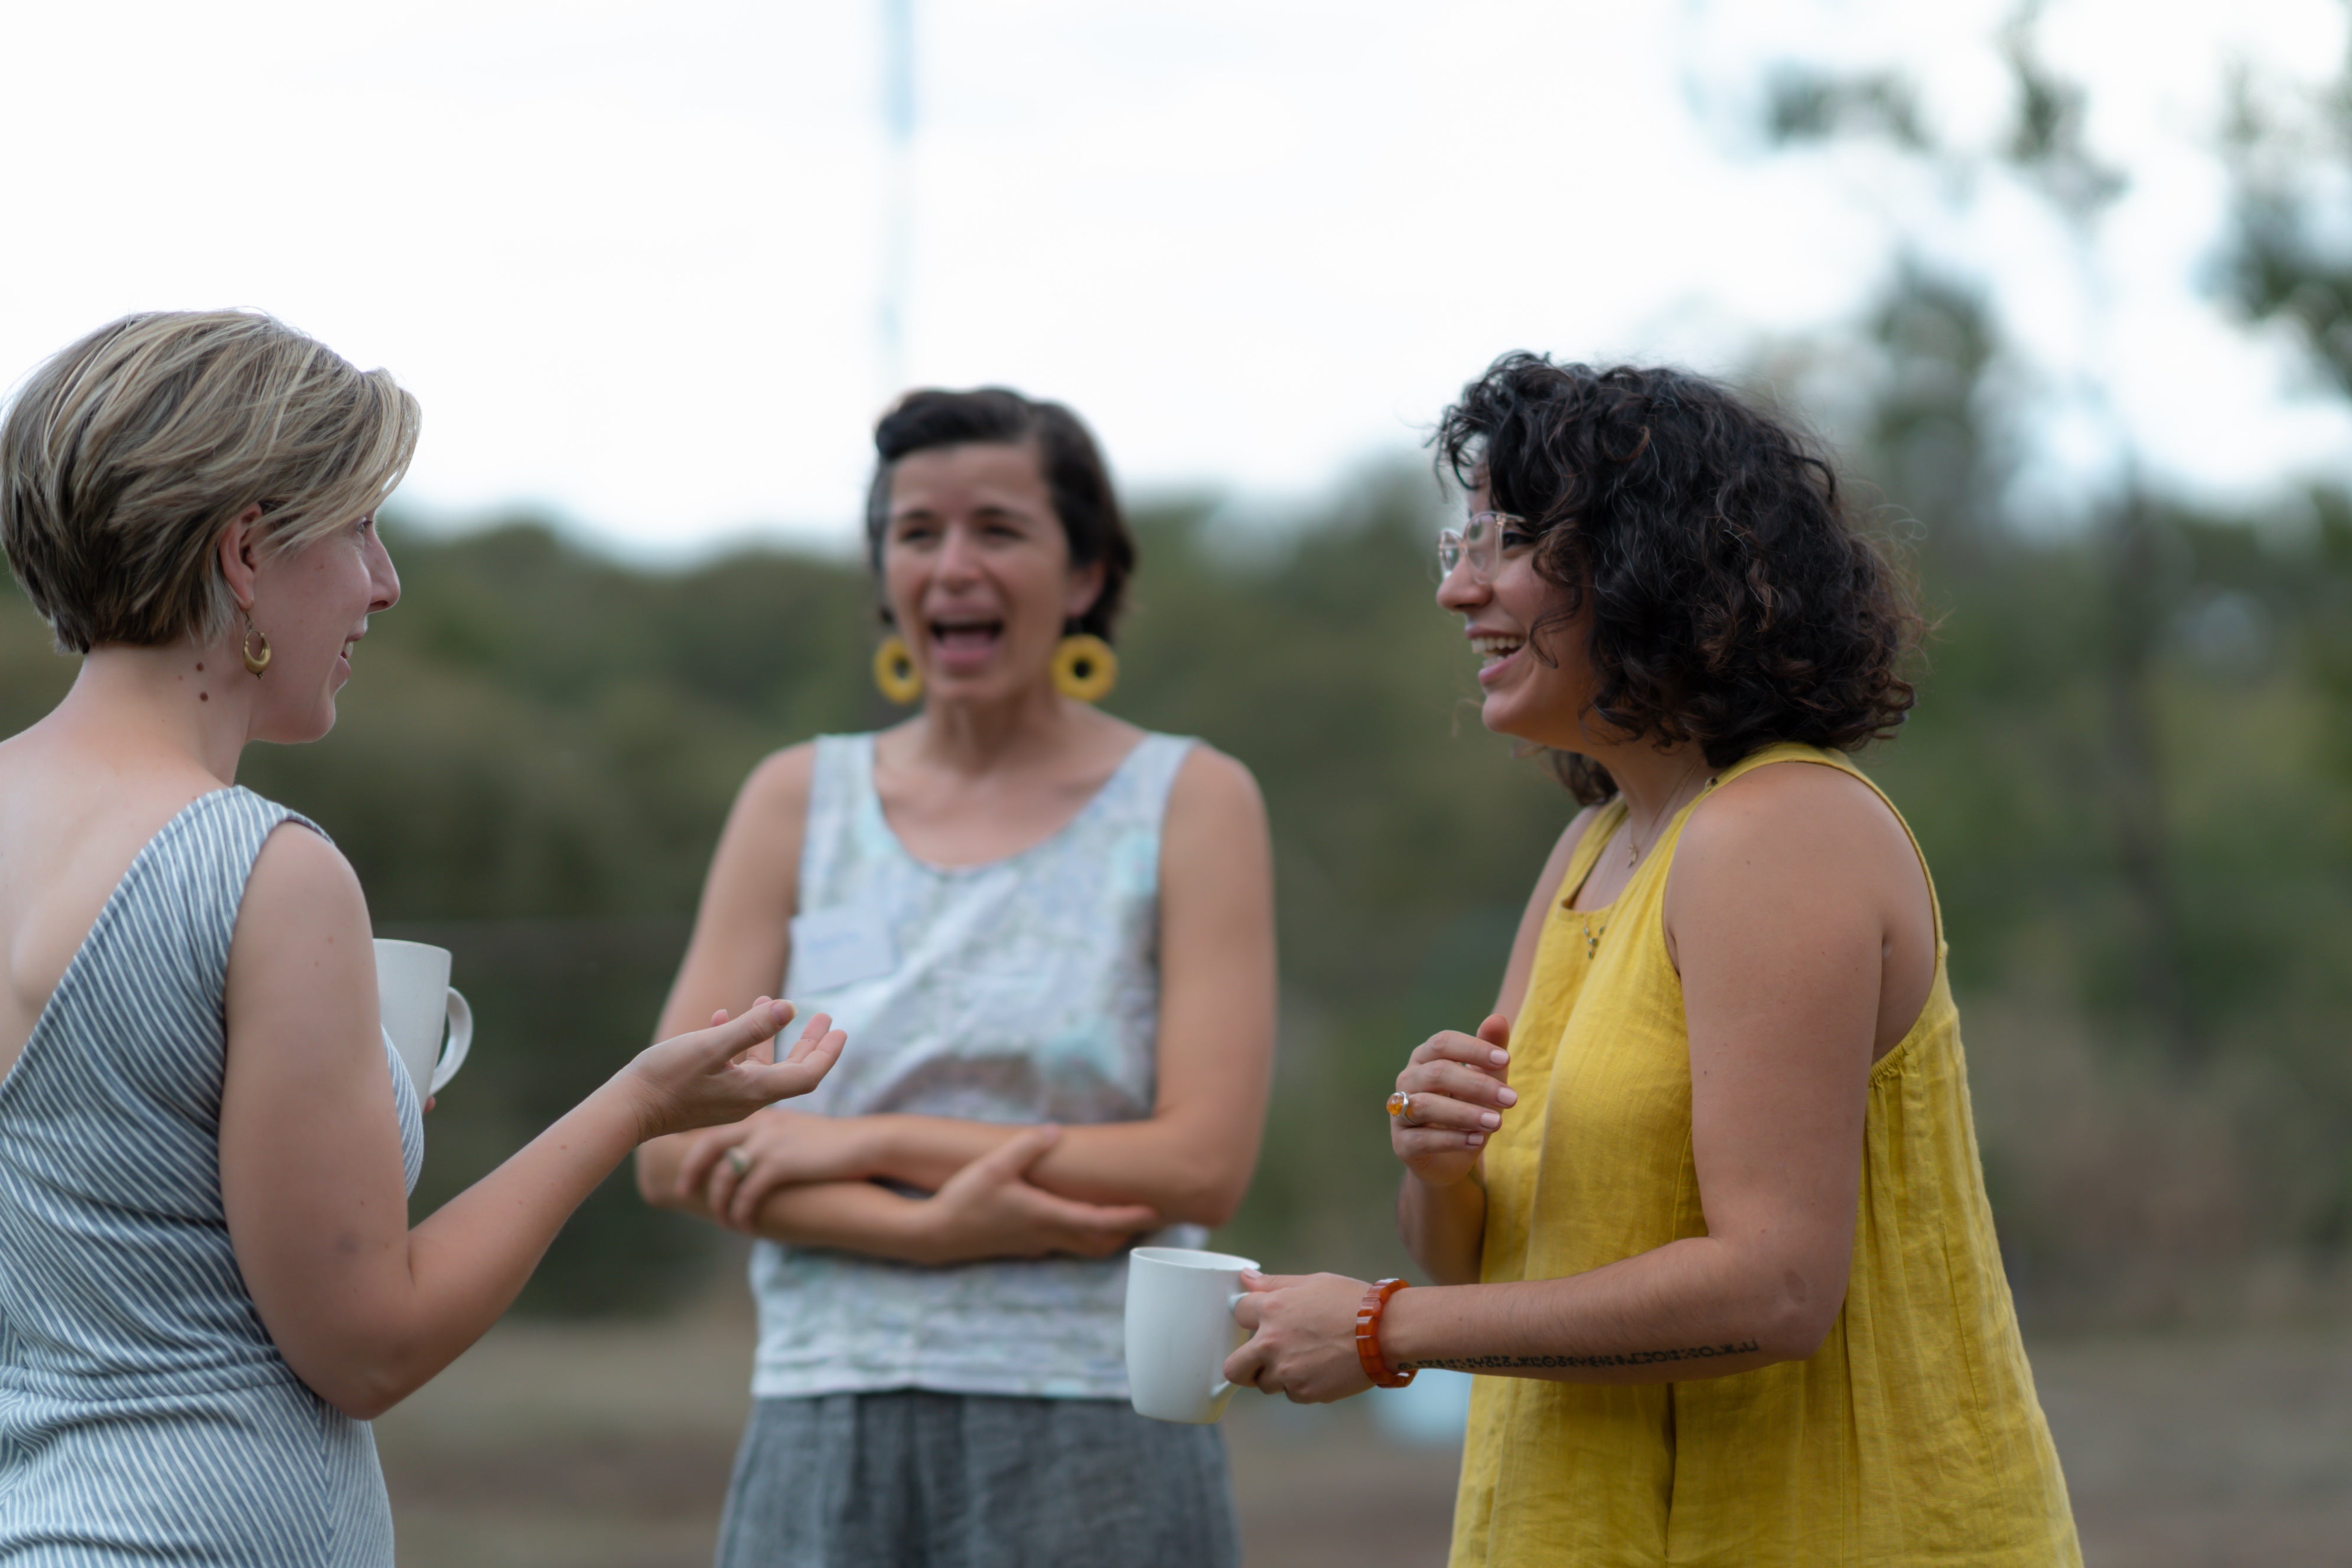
left=928, top=615, right=1005, bottom=672
left=1471, top=630, right=1525, bottom=682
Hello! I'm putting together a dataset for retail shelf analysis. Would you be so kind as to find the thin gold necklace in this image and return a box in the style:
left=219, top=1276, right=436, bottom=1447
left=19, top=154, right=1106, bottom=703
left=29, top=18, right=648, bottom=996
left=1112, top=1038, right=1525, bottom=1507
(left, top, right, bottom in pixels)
left=1621, top=765, right=1715, bottom=869
left=1575, top=765, right=1716, bottom=962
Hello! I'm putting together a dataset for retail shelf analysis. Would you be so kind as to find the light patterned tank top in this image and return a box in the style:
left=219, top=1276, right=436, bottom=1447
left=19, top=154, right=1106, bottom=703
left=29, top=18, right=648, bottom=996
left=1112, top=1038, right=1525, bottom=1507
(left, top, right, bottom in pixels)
left=748, top=731, right=1203, bottom=1400
left=1451, top=744, right=2080, bottom=1567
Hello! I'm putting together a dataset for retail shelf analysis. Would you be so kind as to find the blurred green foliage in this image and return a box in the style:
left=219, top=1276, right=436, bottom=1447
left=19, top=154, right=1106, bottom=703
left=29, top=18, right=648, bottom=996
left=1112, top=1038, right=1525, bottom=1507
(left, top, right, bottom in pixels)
left=7, top=266, right=2352, bottom=1323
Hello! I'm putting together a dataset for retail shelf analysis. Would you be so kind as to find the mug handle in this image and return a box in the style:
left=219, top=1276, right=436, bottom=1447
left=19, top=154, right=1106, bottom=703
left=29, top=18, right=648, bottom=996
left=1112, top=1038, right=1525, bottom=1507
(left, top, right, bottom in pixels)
left=431, top=987, right=473, bottom=1096
left=1208, top=1287, right=1249, bottom=1402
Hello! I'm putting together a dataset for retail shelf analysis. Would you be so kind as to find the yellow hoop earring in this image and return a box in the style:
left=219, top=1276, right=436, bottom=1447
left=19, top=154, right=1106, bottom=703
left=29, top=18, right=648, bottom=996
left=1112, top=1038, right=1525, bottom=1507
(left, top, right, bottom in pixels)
left=1051, top=634, right=1118, bottom=703
left=240, top=611, right=272, bottom=677
left=873, top=634, right=923, bottom=704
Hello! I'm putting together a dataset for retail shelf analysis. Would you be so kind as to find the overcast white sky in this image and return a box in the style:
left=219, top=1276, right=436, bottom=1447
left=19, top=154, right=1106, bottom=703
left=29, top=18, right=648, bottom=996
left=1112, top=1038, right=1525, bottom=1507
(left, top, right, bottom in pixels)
left=1, top=0, right=2346, bottom=556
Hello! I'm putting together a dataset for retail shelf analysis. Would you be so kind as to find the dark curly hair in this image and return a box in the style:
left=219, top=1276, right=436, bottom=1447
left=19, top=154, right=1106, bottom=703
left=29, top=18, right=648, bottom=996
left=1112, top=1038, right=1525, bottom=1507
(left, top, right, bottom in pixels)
left=1435, top=354, right=1920, bottom=804
left=865, top=387, right=1135, bottom=641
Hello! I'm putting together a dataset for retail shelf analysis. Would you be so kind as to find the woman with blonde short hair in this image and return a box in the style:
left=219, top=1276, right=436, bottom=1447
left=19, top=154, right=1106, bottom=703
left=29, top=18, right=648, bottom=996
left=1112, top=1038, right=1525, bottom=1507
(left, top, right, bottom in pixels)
left=0, top=311, right=845, bottom=1566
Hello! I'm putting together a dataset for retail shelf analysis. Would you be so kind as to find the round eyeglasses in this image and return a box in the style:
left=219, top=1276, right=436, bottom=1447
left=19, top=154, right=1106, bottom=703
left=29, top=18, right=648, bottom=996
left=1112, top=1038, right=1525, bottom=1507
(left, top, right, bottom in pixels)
left=1437, top=510, right=1525, bottom=583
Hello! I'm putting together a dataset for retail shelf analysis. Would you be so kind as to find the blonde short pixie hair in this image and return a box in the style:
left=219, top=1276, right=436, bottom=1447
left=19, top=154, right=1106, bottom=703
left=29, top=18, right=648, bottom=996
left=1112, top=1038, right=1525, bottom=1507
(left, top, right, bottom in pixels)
left=1, top=310, right=421, bottom=654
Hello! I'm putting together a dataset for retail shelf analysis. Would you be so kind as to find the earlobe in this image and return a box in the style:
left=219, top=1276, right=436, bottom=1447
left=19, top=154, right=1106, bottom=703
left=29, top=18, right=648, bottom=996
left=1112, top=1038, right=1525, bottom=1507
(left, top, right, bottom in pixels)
left=214, top=503, right=267, bottom=611
left=1064, top=560, right=1108, bottom=621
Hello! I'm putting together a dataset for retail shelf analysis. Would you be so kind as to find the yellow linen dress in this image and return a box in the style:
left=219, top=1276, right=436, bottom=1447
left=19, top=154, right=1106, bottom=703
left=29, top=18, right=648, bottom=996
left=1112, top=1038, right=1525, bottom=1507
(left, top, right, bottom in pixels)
left=1449, top=744, right=2080, bottom=1567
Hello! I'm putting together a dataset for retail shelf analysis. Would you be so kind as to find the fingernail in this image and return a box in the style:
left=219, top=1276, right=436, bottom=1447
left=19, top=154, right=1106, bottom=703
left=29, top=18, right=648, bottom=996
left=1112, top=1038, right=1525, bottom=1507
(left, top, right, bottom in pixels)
left=1497, top=1088, right=1518, bottom=1106
left=1490, top=1049, right=1509, bottom=1065
left=1480, top=1110, right=1501, bottom=1128
left=1467, top=1133, right=1486, bottom=1146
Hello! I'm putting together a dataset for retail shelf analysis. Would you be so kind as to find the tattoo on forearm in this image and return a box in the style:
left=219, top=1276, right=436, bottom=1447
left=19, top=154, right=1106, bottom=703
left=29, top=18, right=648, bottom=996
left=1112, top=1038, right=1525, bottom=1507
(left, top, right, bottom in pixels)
left=1400, top=1339, right=1762, bottom=1373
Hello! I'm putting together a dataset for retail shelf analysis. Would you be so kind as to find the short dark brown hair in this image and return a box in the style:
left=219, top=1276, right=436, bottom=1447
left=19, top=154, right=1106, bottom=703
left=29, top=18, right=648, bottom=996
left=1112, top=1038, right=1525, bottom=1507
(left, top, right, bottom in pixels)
left=864, top=387, right=1135, bottom=641
left=1435, top=354, right=1920, bottom=803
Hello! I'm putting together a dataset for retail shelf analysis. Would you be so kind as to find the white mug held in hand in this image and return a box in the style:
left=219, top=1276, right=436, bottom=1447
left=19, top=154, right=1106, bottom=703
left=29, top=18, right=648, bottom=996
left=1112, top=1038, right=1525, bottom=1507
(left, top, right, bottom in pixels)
left=374, top=939, right=473, bottom=1098
left=1125, top=1246, right=1259, bottom=1424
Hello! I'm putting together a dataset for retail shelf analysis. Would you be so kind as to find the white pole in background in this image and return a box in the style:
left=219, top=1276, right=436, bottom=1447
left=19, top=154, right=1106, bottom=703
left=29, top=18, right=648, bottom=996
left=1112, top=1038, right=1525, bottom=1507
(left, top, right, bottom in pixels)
left=879, top=0, right=916, bottom=402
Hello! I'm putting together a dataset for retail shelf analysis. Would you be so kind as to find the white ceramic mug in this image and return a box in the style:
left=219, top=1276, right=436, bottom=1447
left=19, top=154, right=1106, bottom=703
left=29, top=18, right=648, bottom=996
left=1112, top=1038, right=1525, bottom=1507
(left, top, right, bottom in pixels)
left=1125, top=1246, right=1259, bottom=1424
left=374, top=938, right=473, bottom=1098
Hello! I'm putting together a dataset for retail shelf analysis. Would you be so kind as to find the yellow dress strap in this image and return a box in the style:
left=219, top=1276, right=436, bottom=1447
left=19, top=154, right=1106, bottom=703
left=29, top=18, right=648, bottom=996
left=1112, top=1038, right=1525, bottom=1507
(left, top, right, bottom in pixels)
left=1708, top=739, right=1853, bottom=789
left=1703, top=742, right=1946, bottom=952
left=1553, top=798, right=1627, bottom=909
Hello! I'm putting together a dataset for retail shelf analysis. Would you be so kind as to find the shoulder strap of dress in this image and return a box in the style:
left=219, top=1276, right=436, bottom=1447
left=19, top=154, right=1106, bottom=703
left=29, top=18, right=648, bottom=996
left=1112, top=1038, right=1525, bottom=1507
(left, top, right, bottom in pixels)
left=1695, top=743, right=1946, bottom=951
left=144, top=788, right=327, bottom=1002
left=1107, top=733, right=1195, bottom=823
left=794, top=734, right=869, bottom=898
left=1708, top=740, right=1845, bottom=790
left=1555, top=798, right=1628, bottom=908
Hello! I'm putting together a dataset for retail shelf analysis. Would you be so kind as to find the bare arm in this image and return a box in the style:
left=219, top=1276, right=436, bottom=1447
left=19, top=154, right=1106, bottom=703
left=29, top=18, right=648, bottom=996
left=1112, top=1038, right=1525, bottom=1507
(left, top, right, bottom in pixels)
left=721, top=1125, right=1173, bottom=1265
left=1392, top=809, right=1594, bottom=1284
left=659, top=745, right=1278, bottom=1235
left=1234, top=766, right=1924, bottom=1399
left=631, top=743, right=1177, bottom=1259
left=632, top=745, right=812, bottom=1208
left=218, top=827, right=843, bottom=1420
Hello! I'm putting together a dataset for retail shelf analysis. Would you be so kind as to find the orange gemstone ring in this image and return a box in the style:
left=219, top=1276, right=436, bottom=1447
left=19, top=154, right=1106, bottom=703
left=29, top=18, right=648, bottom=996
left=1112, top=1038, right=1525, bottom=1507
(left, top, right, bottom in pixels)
left=1386, top=1090, right=1415, bottom=1124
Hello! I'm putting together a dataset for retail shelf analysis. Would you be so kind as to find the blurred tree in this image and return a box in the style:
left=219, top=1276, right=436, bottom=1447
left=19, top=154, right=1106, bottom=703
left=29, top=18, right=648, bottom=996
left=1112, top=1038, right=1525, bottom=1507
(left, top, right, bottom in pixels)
left=1770, top=2, right=2206, bottom=1063
left=2223, top=14, right=2352, bottom=398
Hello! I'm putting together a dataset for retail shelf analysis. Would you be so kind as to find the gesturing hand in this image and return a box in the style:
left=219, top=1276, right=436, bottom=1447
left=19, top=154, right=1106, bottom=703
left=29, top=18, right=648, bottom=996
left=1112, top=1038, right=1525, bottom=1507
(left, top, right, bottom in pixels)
left=1224, top=1270, right=1375, bottom=1404
left=620, top=999, right=847, bottom=1143
left=1391, top=1013, right=1516, bottom=1186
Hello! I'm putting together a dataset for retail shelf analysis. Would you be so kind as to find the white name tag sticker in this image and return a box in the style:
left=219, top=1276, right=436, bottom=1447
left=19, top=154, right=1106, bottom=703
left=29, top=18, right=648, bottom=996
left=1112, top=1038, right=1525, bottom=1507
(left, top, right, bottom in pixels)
left=789, top=904, right=899, bottom=995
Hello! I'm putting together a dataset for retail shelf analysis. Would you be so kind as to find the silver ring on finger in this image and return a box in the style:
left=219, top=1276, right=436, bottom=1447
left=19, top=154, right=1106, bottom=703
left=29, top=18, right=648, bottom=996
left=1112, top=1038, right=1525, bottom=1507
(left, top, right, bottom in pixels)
left=1386, top=1090, right=1418, bottom=1126
left=725, top=1146, right=752, bottom=1177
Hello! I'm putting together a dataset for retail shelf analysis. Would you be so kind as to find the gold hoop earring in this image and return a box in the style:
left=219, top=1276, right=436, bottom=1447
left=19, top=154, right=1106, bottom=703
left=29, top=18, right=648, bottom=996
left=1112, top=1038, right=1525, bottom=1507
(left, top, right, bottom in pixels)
left=240, top=610, right=272, bottom=677
left=873, top=634, right=923, bottom=704
left=1051, top=634, right=1117, bottom=703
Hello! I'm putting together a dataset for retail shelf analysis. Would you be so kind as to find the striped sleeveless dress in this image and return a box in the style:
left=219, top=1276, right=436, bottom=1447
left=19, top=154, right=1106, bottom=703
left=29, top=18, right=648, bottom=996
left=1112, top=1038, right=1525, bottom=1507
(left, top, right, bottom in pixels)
left=0, top=787, right=424, bottom=1567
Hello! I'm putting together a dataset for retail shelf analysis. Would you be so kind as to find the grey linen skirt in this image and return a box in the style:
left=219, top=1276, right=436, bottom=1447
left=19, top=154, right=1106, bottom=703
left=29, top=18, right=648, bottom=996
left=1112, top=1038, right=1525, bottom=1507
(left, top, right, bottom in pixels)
left=714, top=1390, right=1241, bottom=1568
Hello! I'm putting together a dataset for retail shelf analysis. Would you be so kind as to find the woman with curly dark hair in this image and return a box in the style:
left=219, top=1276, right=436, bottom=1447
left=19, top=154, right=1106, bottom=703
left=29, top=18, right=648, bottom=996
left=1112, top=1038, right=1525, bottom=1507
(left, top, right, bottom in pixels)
left=1226, top=357, right=2081, bottom=1565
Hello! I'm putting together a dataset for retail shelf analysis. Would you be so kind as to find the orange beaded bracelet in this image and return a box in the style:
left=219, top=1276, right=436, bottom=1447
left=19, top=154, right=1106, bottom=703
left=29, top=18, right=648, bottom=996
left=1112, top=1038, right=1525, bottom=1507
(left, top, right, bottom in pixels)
left=1355, top=1277, right=1416, bottom=1388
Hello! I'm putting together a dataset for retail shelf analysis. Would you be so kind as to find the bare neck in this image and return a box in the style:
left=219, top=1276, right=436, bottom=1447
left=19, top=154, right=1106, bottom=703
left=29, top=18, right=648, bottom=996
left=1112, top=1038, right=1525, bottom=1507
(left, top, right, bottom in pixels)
left=1588, top=733, right=1714, bottom=830
left=905, top=679, right=1090, bottom=779
left=39, top=639, right=255, bottom=786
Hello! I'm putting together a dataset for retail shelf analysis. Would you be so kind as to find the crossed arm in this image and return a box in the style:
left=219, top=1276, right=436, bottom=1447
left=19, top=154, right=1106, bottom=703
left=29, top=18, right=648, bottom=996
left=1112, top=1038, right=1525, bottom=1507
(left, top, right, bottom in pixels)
left=1232, top=762, right=1930, bottom=1398
left=634, top=741, right=1278, bottom=1263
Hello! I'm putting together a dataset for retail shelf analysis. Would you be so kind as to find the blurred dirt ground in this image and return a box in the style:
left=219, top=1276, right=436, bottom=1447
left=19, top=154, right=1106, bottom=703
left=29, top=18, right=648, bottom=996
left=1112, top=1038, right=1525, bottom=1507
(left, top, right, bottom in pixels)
left=377, top=1310, right=2352, bottom=1567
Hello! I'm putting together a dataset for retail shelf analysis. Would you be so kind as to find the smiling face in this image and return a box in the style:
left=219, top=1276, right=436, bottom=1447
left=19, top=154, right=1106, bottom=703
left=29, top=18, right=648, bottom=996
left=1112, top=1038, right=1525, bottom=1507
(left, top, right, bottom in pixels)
left=879, top=441, right=1104, bottom=705
left=1436, top=481, right=1602, bottom=752
left=245, top=511, right=400, bottom=742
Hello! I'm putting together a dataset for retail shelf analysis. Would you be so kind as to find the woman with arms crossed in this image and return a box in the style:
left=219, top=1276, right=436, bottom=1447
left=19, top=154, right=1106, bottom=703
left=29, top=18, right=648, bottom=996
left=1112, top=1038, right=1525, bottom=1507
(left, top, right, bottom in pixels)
left=636, top=388, right=1276, bottom=1568
left=1229, top=357, right=2079, bottom=1565
left=0, top=312, right=844, bottom=1566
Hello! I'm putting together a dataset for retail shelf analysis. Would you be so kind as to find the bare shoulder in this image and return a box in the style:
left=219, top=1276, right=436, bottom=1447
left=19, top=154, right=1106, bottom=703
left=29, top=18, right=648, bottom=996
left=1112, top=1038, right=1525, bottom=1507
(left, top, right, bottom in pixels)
left=1167, top=742, right=1266, bottom=824
left=237, top=822, right=370, bottom=944
left=736, top=741, right=818, bottom=822
left=694, top=742, right=817, bottom=920
left=1673, top=759, right=1919, bottom=911
left=1161, top=745, right=1271, bottom=895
